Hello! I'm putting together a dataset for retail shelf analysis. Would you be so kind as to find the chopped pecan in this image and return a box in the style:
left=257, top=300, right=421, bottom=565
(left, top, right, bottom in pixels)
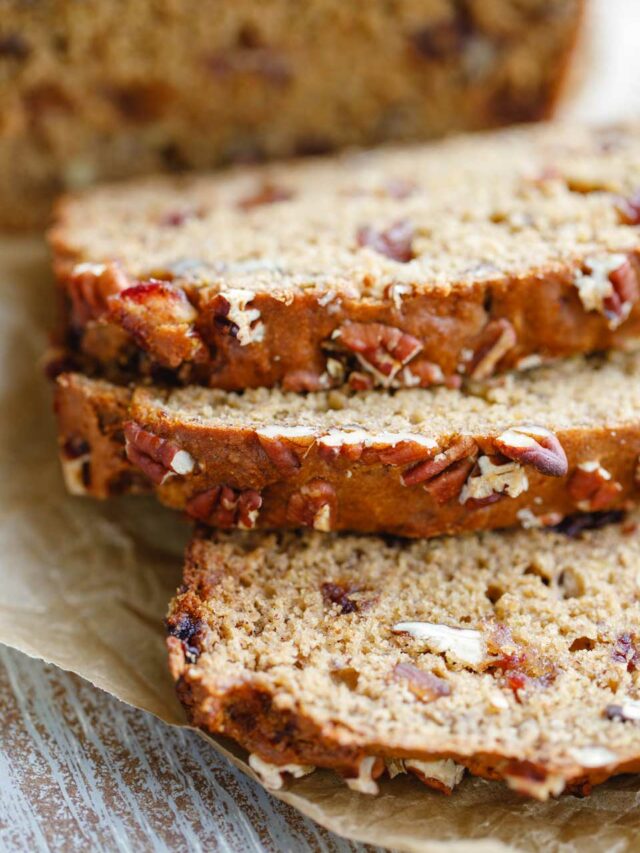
left=211, top=288, right=264, bottom=345
left=616, top=191, right=640, bottom=225
left=392, top=662, right=451, bottom=702
left=356, top=219, right=415, bottom=263
left=348, top=371, right=374, bottom=391
left=282, top=370, right=329, bottom=392
left=574, top=254, right=639, bottom=329
left=402, top=437, right=478, bottom=504
left=494, top=425, right=568, bottom=477
left=237, top=182, right=294, bottom=210
left=67, top=261, right=131, bottom=327
left=124, top=422, right=195, bottom=485
left=568, top=461, right=622, bottom=511
left=256, top=428, right=308, bottom=473
left=287, top=479, right=336, bottom=531
left=604, top=258, right=640, bottom=326
left=335, top=322, right=422, bottom=385
left=317, top=429, right=367, bottom=462
left=392, top=621, right=485, bottom=667
left=465, top=318, right=517, bottom=380
left=604, top=700, right=640, bottom=722
left=186, top=485, right=262, bottom=529
left=377, top=437, right=436, bottom=466
left=459, top=454, right=528, bottom=507
left=109, top=281, right=206, bottom=368
left=399, top=361, right=446, bottom=388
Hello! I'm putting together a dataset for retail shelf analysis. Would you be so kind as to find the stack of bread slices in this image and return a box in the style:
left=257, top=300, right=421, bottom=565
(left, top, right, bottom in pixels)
left=49, top=122, right=640, bottom=800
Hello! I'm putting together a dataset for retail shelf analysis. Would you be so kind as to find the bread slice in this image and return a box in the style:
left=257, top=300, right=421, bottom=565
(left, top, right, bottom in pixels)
left=3, top=0, right=583, bottom=229
left=54, top=350, right=640, bottom=538
left=167, top=512, right=640, bottom=800
left=51, top=122, right=640, bottom=390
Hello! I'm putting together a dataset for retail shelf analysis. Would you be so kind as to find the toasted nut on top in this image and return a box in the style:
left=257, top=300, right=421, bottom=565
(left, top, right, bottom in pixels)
left=124, top=422, right=194, bottom=485
left=494, top=425, right=568, bottom=477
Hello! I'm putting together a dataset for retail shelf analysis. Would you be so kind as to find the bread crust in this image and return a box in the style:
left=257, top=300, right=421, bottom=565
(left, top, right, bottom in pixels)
left=53, top=370, right=640, bottom=538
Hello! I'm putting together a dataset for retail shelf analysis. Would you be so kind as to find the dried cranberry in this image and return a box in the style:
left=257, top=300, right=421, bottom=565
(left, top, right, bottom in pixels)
left=356, top=220, right=415, bottom=263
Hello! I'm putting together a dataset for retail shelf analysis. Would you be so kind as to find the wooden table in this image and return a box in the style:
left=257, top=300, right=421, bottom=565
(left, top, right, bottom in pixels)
left=0, top=645, right=373, bottom=852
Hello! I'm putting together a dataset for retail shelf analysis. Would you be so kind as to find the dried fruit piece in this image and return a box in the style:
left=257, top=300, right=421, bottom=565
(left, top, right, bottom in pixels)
left=67, top=261, right=131, bottom=326
left=494, top=425, right=568, bottom=477
left=392, top=621, right=485, bottom=667
left=237, top=182, right=293, bottom=210
left=166, top=612, right=206, bottom=663
left=124, top=422, right=195, bottom=485
left=186, top=485, right=262, bottom=529
left=321, top=581, right=359, bottom=614
left=393, top=662, right=451, bottom=702
left=612, top=633, right=640, bottom=671
left=573, top=254, right=639, bottom=329
left=335, top=322, right=422, bottom=386
left=356, top=219, right=415, bottom=263
left=109, top=281, right=206, bottom=368
left=552, top=510, right=625, bottom=537
left=568, top=461, right=622, bottom=511
left=460, top=455, right=528, bottom=506
left=465, top=318, right=517, bottom=380
left=211, top=288, right=264, bottom=345
left=288, top=479, right=336, bottom=531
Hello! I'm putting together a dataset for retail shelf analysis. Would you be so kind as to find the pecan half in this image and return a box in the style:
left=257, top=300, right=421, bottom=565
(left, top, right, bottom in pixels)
left=356, top=220, right=415, bottom=263
left=256, top=427, right=311, bottom=474
left=237, top=182, right=293, bottom=210
left=124, top=422, right=195, bottom=485
left=186, top=485, right=262, bottom=528
left=393, top=662, right=451, bottom=702
left=287, top=479, right=336, bottom=531
left=465, top=318, right=517, bottom=380
left=494, top=425, right=568, bottom=477
left=402, top=437, right=478, bottom=504
left=109, top=281, right=206, bottom=368
left=568, top=461, right=622, bottom=511
left=335, top=322, right=423, bottom=385
left=67, top=261, right=131, bottom=327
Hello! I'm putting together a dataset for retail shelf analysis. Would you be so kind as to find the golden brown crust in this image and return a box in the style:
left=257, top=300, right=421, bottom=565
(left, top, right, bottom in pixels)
left=53, top=369, right=640, bottom=538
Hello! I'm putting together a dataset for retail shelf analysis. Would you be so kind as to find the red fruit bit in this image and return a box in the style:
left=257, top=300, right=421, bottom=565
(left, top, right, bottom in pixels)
left=237, top=182, right=294, bottom=210
left=612, top=633, right=640, bottom=672
left=356, top=220, right=416, bottom=263
left=321, top=581, right=358, bottom=614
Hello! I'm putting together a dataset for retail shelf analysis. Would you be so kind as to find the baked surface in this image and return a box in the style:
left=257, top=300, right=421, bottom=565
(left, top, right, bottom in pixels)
left=54, top=350, right=640, bottom=538
left=167, top=512, right=640, bottom=799
left=51, top=122, right=640, bottom=391
left=2, top=0, right=582, bottom=229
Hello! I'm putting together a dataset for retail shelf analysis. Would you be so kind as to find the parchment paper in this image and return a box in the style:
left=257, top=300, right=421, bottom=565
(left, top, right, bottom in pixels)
left=4, top=4, right=640, bottom=848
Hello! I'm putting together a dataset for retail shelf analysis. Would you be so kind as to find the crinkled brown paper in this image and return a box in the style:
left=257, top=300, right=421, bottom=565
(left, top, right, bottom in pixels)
left=3, top=231, right=640, bottom=853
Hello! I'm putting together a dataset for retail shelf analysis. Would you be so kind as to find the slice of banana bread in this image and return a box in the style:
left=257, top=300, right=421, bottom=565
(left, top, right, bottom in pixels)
left=167, top=512, right=640, bottom=800
left=50, top=122, right=640, bottom=391
left=3, top=0, right=583, bottom=230
left=54, top=350, right=640, bottom=538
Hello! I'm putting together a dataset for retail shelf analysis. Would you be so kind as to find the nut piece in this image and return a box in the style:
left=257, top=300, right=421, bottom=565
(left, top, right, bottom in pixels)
left=404, top=759, right=465, bottom=795
left=67, top=261, right=131, bottom=326
left=460, top=455, right=529, bottom=506
left=288, top=479, right=336, bottom=531
left=605, top=700, right=640, bottom=722
left=124, top=422, right=194, bottom=485
left=494, top=424, right=568, bottom=477
left=345, top=756, right=383, bottom=795
left=109, top=281, right=206, bottom=368
left=569, top=746, right=618, bottom=768
left=402, top=437, right=478, bottom=504
left=256, top=427, right=313, bottom=473
left=465, top=318, right=517, bottom=380
left=212, top=288, right=264, bottom=345
left=573, top=254, right=639, bottom=329
left=59, top=437, right=91, bottom=495
left=568, top=461, right=622, bottom=511
left=186, top=485, right=262, bottom=529
left=334, top=322, right=423, bottom=386
left=248, top=754, right=314, bottom=790
left=393, top=662, right=451, bottom=702
left=356, top=219, right=415, bottom=263
left=392, top=621, right=485, bottom=667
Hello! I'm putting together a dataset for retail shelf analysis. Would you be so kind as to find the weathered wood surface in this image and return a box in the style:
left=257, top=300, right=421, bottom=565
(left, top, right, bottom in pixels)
left=0, top=645, right=376, bottom=852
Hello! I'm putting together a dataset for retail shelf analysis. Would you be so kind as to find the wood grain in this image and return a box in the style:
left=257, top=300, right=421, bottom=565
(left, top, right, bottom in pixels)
left=0, top=645, right=376, bottom=852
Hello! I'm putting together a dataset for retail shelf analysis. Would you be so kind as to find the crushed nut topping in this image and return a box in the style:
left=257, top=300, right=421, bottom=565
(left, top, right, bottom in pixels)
left=288, top=479, right=336, bottom=530
left=392, top=621, right=485, bottom=667
left=333, top=322, right=423, bottom=386
left=494, top=424, right=568, bottom=477
left=573, top=254, right=639, bottom=329
left=568, top=461, right=622, bottom=511
left=124, top=422, right=194, bottom=485
left=356, top=219, right=415, bottom=263
left=212, top=288, right=264, bottom=345
left=460, top=455, right=529, bottom=505
left=186, top=485, right=262, bottom=529
left=248, top=754, right=314, bottom=790
left=402, top=437, right=478, bottom=504
left=465, top=318, right=517, bottom=380
left=605, top=700, right=640, bottom=722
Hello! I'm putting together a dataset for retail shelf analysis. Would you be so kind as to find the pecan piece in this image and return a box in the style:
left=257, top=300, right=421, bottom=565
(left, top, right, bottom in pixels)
left=465, top=318, right=517, bottom=380
left=356, top=219, right=415, bottom=263
left=211, top=289, right=264, bottom=345
left=573, top=254, right=640, bottom=329
left=348, top=371, right=374, bottom=391
left=494, top=425, right=568, bottom=477
left=287, top=479, right=336, bottom=531
left=459, top=454, right=528, bottom=506
left=282, top=370, right=330, bottom=392
left=402, top=437, right=478, bottom=503
left=237, top=182, right=293, bottom=210
left=335, top=322, right=422, bottom=385
left=616, top=191, right=640, bottom=225
left=124, top=422, right=195, bottom=485
left=393, top=662, right=451, bottom=702
left=186, top=484, right=262, bottom=528
left=568, top=461, right=622, bottom=511
left=256, top=427, right=312, bottom=474
left=317, top=429, right=367, bottom=462
left=67, top=261, right=131, bottom=327
left=604, top=700, right=640, bottom=722
left=109, top=281, right=206, bottom=368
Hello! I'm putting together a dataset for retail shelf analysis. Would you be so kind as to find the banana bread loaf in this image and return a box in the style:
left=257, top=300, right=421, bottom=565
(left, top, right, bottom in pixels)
left=167, top=512, right=640, bottom=799
left=3, top=0, right=583, bottom=230
left=54, top=350, right=640, bottom=538
left=50, top=122, right=640, bottom=391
